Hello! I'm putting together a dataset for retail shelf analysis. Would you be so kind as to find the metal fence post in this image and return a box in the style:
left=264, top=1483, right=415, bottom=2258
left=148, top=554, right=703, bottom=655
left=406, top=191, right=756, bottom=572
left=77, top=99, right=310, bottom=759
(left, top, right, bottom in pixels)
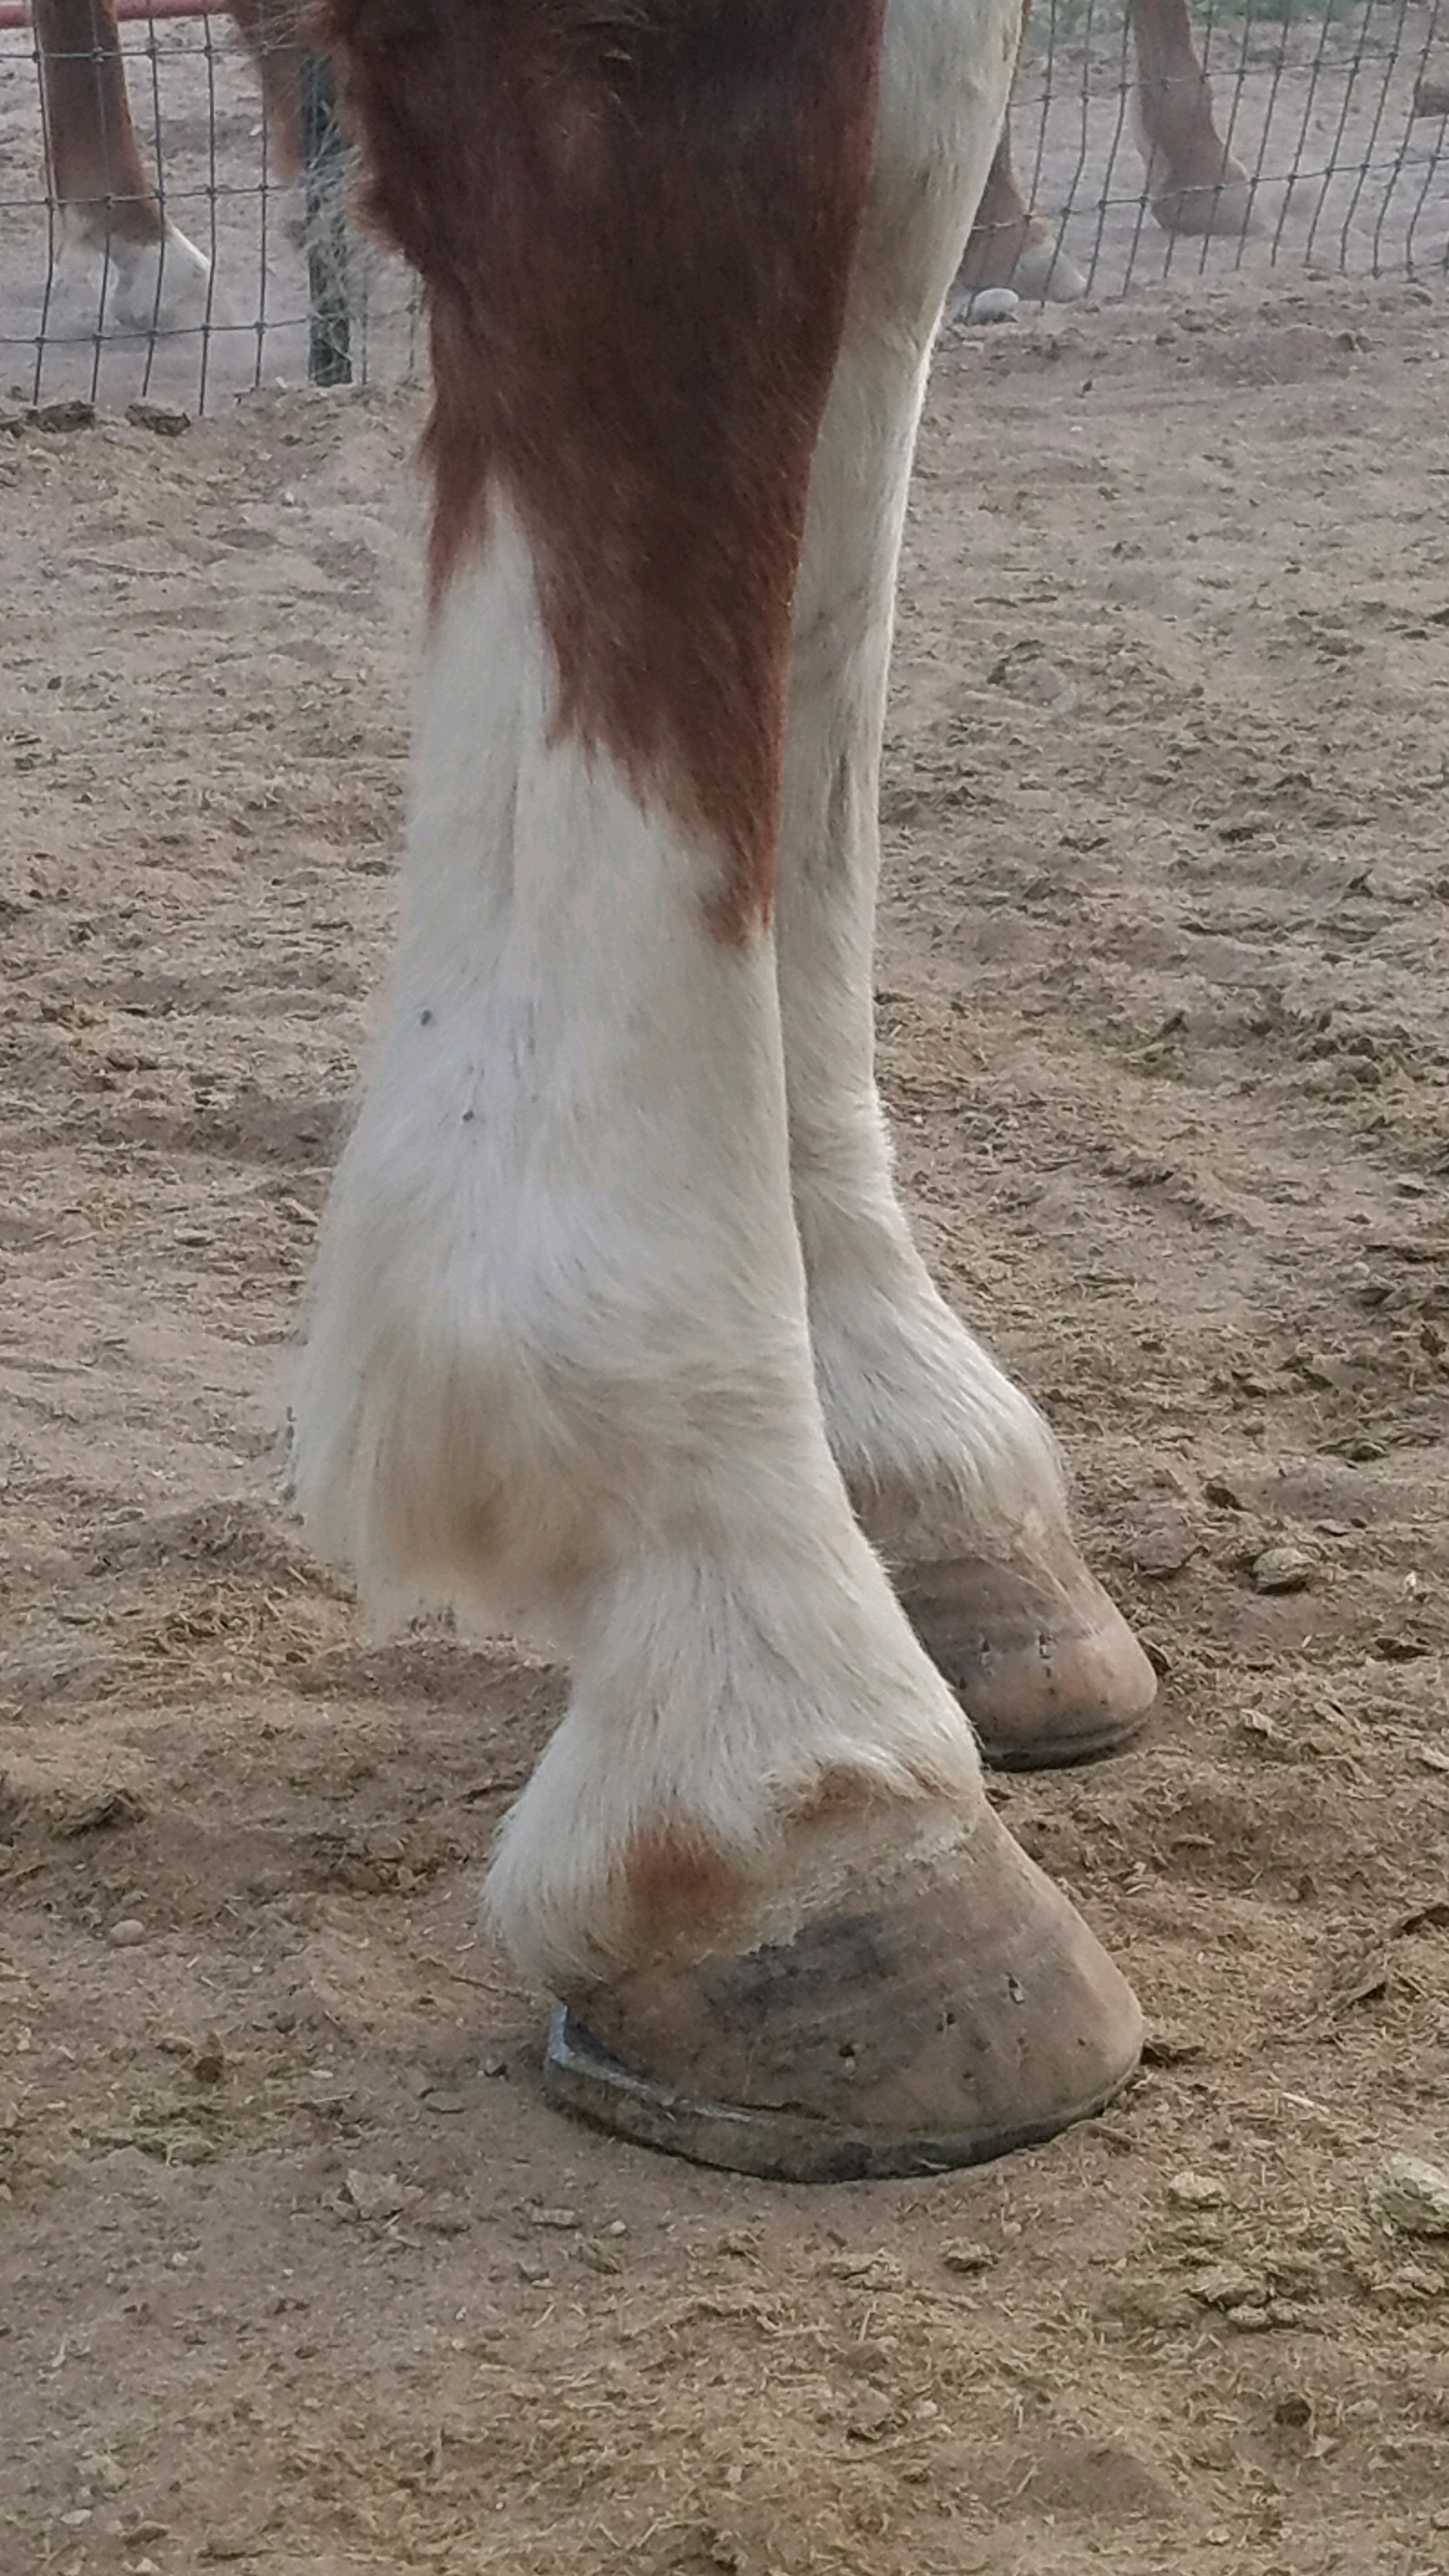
left=300, top=51, right=351, bottom=388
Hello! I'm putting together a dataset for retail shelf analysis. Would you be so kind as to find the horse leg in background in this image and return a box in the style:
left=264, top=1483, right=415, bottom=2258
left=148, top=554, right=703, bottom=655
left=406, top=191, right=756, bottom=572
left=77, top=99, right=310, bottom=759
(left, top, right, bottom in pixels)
left=34, top=0, right=211, bottom=330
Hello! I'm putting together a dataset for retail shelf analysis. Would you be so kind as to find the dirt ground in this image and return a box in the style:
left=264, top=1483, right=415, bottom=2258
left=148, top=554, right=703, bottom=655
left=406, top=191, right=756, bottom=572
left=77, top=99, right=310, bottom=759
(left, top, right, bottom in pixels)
left=2, top=273, right=1447, bottom=2576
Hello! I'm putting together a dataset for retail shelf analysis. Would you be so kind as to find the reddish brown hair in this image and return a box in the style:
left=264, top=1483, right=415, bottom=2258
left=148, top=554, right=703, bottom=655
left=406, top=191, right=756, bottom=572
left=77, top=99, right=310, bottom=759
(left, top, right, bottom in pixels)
left=321, top=0, right=886, bottom=938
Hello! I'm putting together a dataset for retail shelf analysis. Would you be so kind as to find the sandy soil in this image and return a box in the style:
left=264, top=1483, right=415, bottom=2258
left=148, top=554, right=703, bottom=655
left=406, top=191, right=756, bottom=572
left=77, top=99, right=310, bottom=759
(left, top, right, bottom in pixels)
left=3, top=7, right=1449, bottom=413
left=2, top=273, right=1447, bottom=2576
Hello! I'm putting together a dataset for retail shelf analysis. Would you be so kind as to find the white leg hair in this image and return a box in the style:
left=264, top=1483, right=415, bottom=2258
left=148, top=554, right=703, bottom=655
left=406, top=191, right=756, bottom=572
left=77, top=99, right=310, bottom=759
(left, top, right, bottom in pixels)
left=781, top=0, right=1066, bottom=1570
left=292, top=506, right=980, bottom=1992
left=97, top=223, right=211, bottom=334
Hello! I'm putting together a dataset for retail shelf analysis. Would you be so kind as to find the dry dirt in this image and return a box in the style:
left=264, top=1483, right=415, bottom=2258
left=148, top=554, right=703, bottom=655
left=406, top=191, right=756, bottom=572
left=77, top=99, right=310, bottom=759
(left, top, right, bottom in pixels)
left=2, top=274, right=1448, bottom=2576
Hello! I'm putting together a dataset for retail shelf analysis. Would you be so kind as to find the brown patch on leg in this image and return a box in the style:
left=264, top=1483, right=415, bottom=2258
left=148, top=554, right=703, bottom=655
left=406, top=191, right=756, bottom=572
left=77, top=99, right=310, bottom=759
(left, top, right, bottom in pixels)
left=622, top=1821, right=750, bottom=1952
left=34, top=0, right=165, bottom=252
left=320, top=0, right=888, bottom=941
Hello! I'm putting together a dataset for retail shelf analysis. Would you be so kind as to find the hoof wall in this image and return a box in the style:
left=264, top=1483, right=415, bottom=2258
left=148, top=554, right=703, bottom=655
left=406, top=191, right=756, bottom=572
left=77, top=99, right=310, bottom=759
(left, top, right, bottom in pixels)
left=544, top=2003, right=1135, bottom=2183
left=901, top=1542, right=1157, bottom=1771
left=540, top=1808, right=1143, bottom=2182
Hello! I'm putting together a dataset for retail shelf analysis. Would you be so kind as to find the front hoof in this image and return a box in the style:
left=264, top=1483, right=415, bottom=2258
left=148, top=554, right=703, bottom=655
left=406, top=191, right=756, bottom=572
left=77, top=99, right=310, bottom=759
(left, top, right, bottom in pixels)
left=541, top=1805, right=1142, bottom=2181
left=1150, top=172, right=1254, bottom=241
left=898, top=1541, right=1157, bottom=1770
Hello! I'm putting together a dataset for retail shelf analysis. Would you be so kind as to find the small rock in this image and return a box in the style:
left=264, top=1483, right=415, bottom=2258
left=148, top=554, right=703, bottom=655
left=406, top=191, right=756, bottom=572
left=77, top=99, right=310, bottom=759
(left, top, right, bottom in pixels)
left=78, top=2454, right=125, bottom=2493
left=1166, top=2170, right=1226, bottom=2211
left=1187, top=2260, right=1264, bottom=2312
left=846, top=2389, right=896, bottom=2441
left=343, top=2168, right=414, bottom=2222
left=126, top=399, right=191, bottom=437
left=30, top=398, right=95, bottom=433
left=423, top=2089, right=466, bottom=2115
left=1142, top=2021, right=1204, bottom=2066
left=164, top=2130, right=215, bottom=2168
left=107, top=1919, right=146, bottom=1948
left=963, top=286, right=1020, bottom=325
left=191, top=2035, right=225, bottom=2085
left=55, top=1786, right=145, bottom=1837
left=480, top=2054, right=507, bottom=2078
left=528, top=2204, right=580, bottom=2230
left=1369, top=2151, right=1449, bottom=2237
left=942, top=2239, right=995, bottom=2273
left=1252, top=1543, right=1314, bottom=1595
left=1123, top=1509, right=1196, bottom=1579
left=1416, top=1744, right=1449, bottom=1774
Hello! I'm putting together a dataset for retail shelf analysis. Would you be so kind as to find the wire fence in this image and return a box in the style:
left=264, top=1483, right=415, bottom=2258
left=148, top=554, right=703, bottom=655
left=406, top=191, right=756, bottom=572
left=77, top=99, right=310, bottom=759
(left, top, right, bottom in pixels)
left=3, top=0, right=1448, bottom=417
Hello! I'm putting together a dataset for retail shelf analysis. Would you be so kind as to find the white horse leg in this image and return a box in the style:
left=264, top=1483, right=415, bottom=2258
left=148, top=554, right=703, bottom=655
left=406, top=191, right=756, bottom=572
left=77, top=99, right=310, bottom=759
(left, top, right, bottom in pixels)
left=295, top=0, right=1141, bottom=2177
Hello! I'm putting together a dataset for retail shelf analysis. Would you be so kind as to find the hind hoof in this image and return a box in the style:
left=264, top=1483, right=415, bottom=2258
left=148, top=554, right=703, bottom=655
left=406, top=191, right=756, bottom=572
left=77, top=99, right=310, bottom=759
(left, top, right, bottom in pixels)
left=899, top=1539, right=1157, bottom=1769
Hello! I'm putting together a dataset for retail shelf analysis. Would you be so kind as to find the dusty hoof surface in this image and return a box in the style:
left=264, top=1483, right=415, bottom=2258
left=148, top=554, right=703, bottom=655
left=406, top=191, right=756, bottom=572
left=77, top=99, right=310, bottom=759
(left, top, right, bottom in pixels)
left=1150, top=172, right=1254, bottom=240
left=899, top=1542, right=1157, bottom=1769
left=542, top=1807, right=1142, bottom=2181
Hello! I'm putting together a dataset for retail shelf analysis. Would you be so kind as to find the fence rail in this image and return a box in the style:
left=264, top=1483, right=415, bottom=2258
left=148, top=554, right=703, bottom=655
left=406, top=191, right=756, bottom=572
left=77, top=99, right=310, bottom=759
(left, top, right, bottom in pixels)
left=2, top=1, right=1447, bottom=417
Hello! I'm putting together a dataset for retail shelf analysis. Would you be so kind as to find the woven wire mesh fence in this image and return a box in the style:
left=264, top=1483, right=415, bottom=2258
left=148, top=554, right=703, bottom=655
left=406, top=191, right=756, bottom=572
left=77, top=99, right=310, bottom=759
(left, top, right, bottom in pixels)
left=0, top=1, right=418, bottom=412
left=999, top=0, right=1449, bottom=304
left=3, top=0, right=1449, bottom=419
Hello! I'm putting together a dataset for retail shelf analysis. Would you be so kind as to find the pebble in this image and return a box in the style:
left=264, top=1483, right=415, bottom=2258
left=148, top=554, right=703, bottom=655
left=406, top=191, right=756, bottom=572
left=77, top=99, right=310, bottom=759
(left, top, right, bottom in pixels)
left=126, top=399, right=191, bottom=438
left=1369, top=2151, right=1449, bottom=2237
left=31, top=398, right=95, bottom=433
left=1187, top=2260, right=1262, bottom=2311
left=528, top=2204, right=581, bottom=2230
left=1252, top=1543, right=1315, bottom=1594
left=423, top=2090, right=466, bottom=2116
left=107, top=1919, right=146, bottom=1949
left=79, top=2454, right=125, bottom=2493
left=964, top=286, right=1020, bottom=325
left=343, top=2169, right=413, bottom=2222
left=1167, top=2170, right=1226, bottom=2211
left=942, top=2239, right=995, bottom=2273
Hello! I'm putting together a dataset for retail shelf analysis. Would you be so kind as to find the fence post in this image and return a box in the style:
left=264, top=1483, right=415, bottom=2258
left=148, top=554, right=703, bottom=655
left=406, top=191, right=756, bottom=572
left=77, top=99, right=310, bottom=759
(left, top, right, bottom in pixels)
left=300, top=54, right=351, bottom=388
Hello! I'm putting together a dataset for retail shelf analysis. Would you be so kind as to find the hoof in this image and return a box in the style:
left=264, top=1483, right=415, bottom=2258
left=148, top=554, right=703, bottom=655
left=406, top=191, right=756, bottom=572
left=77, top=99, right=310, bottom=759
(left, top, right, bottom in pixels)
left=1150, top=173, right=1253, bottom=241
left=898, top=1541, right=1157, bottom=1769
left=104, top=227, right=212, bottom=335
left=541, top=1804, right=1142, bottom=2181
